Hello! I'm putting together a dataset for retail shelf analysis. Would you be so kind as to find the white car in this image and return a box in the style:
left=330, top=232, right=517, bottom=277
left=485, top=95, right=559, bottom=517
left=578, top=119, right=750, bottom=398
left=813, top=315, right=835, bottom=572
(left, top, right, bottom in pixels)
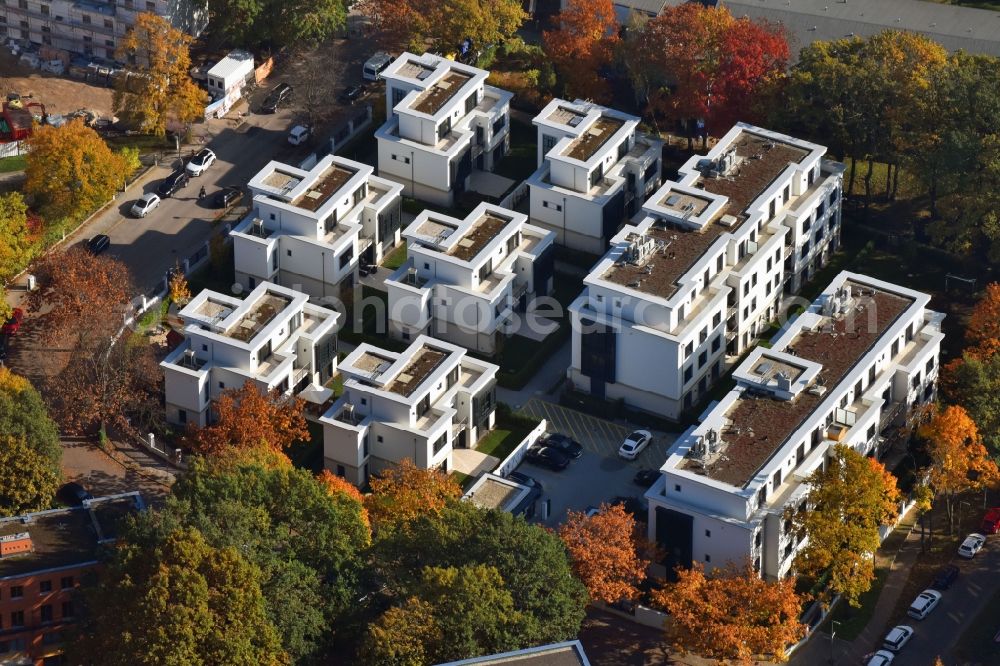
left=866, top=650, right=894, bottom=666
left=288, top=125, right=311, bottom=146
left=958, top=533, right=986, bottom=558
left=618, top=430, right=652, bottom=460
left=130, top=193, right=160, bottom=218
left=882, top=625, right=913, bottom=652
left=907, top=589, right=942, bottom=620
left=185, top=148, right=216, bottom=176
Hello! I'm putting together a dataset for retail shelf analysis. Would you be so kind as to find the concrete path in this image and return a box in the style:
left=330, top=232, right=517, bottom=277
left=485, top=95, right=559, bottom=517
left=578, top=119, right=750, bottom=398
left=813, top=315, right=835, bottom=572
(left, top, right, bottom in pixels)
left=452, top=448, right=498, bottom=477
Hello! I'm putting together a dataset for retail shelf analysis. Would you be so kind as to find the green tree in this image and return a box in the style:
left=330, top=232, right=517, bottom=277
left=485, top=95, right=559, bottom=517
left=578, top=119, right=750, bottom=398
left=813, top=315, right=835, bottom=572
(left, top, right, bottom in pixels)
left=0, top=192, right=35, bottom=297
left=359, top=0, right=525, bottom=53
left=0, top=435, right=60, bottom=516
left=0, top=367, right=61, bottom=476
left=794, top=445, right=901, bottom=606
left=207, top=0, right=348, bottom=48
left=944, top=353, right=1000, bottom=455
left=70, top=527, right=286, bottom=665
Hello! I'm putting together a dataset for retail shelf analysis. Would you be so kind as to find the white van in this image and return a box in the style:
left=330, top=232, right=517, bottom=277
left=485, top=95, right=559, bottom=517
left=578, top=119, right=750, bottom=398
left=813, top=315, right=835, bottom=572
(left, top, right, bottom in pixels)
left=363, top=52, right=393, bottom=81
left=288, top=125, right=311, bottom=146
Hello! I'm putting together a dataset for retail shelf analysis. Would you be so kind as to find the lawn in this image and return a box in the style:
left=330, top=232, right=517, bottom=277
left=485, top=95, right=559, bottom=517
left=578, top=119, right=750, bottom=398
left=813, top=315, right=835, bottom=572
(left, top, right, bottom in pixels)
left=381, top=241, right=407, bottom=270
left=493, top=117, right=537, bottom=182
left=474, top=406, right=540, bottom=461
left=0, top=154, right=26, bottom=173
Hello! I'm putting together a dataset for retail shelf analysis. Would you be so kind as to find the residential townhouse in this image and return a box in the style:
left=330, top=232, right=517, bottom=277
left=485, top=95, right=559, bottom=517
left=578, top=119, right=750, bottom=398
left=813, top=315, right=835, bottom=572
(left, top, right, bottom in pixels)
left=1, top=0, right=206, bottom=60
left=568, top=123, right=845, bottom=419
left=646, top=272, right=943, bottom=580
left=161, top=281, right=339, bottom=428
left=321, top=335, right=498, bottom=487
left=231, top=154, right=404, bottom=298
left=0, top=493, right=145, bottom=665
left=375, top=52, right=513, bottom=206
left=385, top=203, right=556, bottom=354
left=526, top=98, right=663, bottom=253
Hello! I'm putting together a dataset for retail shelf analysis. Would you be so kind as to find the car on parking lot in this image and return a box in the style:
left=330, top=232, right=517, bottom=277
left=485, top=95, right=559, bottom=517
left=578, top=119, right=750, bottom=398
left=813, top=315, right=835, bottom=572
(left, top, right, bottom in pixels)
left=156, top=170, right=189, bottom=198
left=214, top=186, right=243, bottom=209
left=288, top=124, right=312, bottom=146
left=363, top=51, right=394, bottom=81
left=633, top=468, right=659, bottom=487
left=866, top=650, right=895, bottom=666
left=261, top=82, right=292, bottom=113
left=958, top=533, right=986, bottom=558
left=540, top=433, right=583, bottom=458
left=338, top=84, right=365, bottom=103
left=931, top=564, right=960, bottom=590
left=131, top=192, right=161, bottom=218
left=87, top=234, right=110, bottom=254
left=185, top=148, right=216, bottom=176
left=2, top=308, right=23, bottom=336
left=981, top=507, right=1000, bottom=534
left=507, top=471, right=543, bottom=493
left=57, top=482, right=94, bottom=506
left=618, top=430, right=652, bottom=460
left=882, top=625, right=913, bottom=652
left=907, top=589, right=942, bottom=620
left=524, top=445, right=570, bottom=471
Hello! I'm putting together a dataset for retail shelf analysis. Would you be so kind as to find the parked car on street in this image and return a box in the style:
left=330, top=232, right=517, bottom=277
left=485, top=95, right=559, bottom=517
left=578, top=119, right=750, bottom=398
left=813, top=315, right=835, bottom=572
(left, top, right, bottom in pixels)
left=214, top=186, right=243, bottom=208
left=866, top=650, right=894, bottom=666
left=185, top=148, right=216, bottom=176
left=156, top=170, right=189, bottom=198
left=618, top=430, right=652, bottom=460
left=524, top=445, right=570, bottom=471
left=87, top=234, right=110, bottom=254
left=981, top=507, right=1000, bottom=534
left=338, top=84, right=365, bottom=103
left=633, top=468, right=659, bottom=486
left=131, top=192, right=161, bottom=218
left=958, top=533, right=986, bottom=558
left=2, top=308, right=23, bottom=336
left=287, top=124, right=312, bottom=146
left=882, top=625, right=913, bottom=652
left=907, top=589, right=942, bottom=620
left=930, top=564, right=960, bottom=590
left=540, top=433, right=582, bottom=458
left=260, top=82, right=292, bottom=113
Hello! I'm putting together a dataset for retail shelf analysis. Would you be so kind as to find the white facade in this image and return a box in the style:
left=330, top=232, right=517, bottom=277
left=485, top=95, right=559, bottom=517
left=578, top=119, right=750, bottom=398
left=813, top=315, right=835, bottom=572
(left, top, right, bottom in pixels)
left=375, top=52, right=513, bottom=207
left=206, top=50, right=254, bottom=101
left=568, top=123, right=845, bottom=420
left=161, top=281, right=340, bottom=428
left=385, top=203, right=556, bottom=354
left=1, top=0, right=206, bottom=59
left=527, top=98, right=663, bottom=254
left=646, top=271, right=943, bottom=580
left=231, top=154, right=404, bottom=299
left=321, top=335, right=498, bottom=487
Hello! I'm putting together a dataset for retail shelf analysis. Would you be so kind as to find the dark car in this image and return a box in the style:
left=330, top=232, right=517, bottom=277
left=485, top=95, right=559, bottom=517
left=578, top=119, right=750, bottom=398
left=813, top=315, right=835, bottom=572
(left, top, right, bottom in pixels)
left=338, top=84, right=365, bottom=103
left=87, top=234, right=111, bottom=255
left=931, top=564, right=960, bottom=590
left=57, top=482, right=94, bottom=506
left=261, top=82, right=292, bottom=113
left=540, top=433, right=583, bottom=458
left=633, top=468, right=659, bottom=487
left=2, top=308, right=23, bottom=336
left=214, top=186, right=243, bottom=208
left=524, top=445, right=570, bottom=471
left=157, top=169, right=189, bottom=198
left=507, top=471, right=543, bottom=493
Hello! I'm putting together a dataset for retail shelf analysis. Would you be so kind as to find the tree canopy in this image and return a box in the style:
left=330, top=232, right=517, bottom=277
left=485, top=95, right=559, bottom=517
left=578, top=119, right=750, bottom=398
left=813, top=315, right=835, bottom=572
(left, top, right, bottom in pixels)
left=543, top=0, right=619, bottom=103
left=365, top=458, right=463, bottom=531
left=559, top=503, right=648, bottom=604
left=0, top=435, right=60, bottom=517
left=359, top=0, right=526, bottom=53
left=0, top=367, right=61, bottom=473
left=942, top=352, right=1000, bottom=456
left=0, top=193, right=35, bottom=300
left=207, top=0, right=348, bottom=49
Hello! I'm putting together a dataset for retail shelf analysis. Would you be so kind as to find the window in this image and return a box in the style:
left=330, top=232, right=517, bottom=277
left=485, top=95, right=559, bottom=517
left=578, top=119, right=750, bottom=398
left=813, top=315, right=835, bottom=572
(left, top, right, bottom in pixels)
left=218, top=381, right=225, bottom=390
left=10, top=586, right=22, bottom=599
left=360, top=397, right=367, bottom=406
left=767, top=257, right=772, bottom=271
left=704, top=554, right=711, bottom=563
left=104, top=19, right=113, bottom=29
left=684, top=341, right=693, bottom=358
left=674, top=484, right=681, bottom=492
left=891, top=340, right=900, bottom=357
left=61, top=601, right=74, bottom=618
left=713, top=311, right=721, bottom=328
left=926, top=357, right=935, bottom=373
left=783, top=184, right=790, bottom=202
left=683, top=365, right=693, bottom=383
left=178, top=409, right=187, bottom=424
left=801, top=242, right=810, bottom=259
left=542, top=134, right=558, bottom=155
left=705, top=529, right=711, bottom=538
left=336, top=465, right=346, bottom=477
left=82, top=14, right=91, bottom=23
left=40, top=605, right=52, bottom=623
left=717, top=254, right=724, bottom=272
left=362, top=438, right=369, bottom=457
left=286, top=249, right=292, bottom=257
left=39, top=580, right=52, bottom=593
left=60, top=576, right=74, bottom=589
left=146, top=0, right=156, bottom=9
left=802, top=218, right=811, bottom=233
left=338, top=246, right=354, bottom=269
left=377, top=435, right=383, bottom=443
left=698, top=350, right=707, bottom=368
left=699, top=326, right=708, bottom=344
left=542, top=200, right=562, bottom=212
left=751, top=273, right=758, bottom=287
left=10, top=611, right=23, bottom=627
left=743, top=282, right=749, bottom=296
left=711, top=336, right=721, bottom=353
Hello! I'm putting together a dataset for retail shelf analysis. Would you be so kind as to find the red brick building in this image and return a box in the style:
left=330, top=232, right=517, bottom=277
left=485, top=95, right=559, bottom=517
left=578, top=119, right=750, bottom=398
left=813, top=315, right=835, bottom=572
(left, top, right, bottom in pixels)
left=0, top=493, right=145, bottom=666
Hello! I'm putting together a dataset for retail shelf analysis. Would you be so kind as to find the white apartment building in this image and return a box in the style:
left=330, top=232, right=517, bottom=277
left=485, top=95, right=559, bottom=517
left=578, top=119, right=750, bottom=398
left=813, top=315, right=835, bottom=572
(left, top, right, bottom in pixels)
left=526, top=98, right=663, bottom=254
left=646, top=271, right=943, bottom=580
left=161, top=281, right=339, bottom=428
left=231, top=154, right=403, bottom=298
left=568, top=123, right=845, bottom=419
left=385, top=203, right=556, bottom=354
left=1, top=0, right=206, bottom=59
left=321, top=335, right=498, bottom=487
left=375, top=52, right=513, bottom=207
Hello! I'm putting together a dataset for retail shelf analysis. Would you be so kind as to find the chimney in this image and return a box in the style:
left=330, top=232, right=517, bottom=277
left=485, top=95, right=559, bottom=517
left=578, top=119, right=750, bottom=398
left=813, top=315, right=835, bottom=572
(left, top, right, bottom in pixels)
left=0, top=532, right=34, bottom=558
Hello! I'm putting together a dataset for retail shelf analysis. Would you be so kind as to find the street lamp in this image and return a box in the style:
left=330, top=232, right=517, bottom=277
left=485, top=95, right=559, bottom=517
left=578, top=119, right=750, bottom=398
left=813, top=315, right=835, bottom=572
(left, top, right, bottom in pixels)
left=829, top=619, right=841, bottom=665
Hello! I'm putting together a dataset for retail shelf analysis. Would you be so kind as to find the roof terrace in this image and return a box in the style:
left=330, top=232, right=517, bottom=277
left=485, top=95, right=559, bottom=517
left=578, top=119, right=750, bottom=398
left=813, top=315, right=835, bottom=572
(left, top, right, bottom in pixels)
left=290, top=164, right=355, bottom=212
left=386, top=346, right=448, bottom=397
left=224, top=292, right=291, bottom=342
left=681, top=284, right=913, bottom=487
left=448, top=213, right=511, bottom=261
left=411, top=71, right=472, bottom=115
left=562, top=116, right=624, bottom=161
left=547, top=104, right=587, bottom=128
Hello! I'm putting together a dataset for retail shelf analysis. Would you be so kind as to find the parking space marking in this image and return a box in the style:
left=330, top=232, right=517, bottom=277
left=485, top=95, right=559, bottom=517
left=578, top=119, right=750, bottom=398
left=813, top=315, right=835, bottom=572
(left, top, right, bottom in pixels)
left=518, top=398, right=631, bottom=457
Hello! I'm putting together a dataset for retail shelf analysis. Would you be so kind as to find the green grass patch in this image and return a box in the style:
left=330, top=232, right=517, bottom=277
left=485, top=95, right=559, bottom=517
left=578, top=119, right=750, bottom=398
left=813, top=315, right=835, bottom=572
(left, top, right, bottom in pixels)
left=326, top=372, right=344, bottom=399
left=475, top=405, right=540, bottom=460
left=492, top=118, right=537, bottom=182
left=820, top=567, right=890, bottom=641
left=0, top=154, right=26, bottom=173
left=381, top=241, right=407, bottom=270
left=451, top=471, right=476, bottom=492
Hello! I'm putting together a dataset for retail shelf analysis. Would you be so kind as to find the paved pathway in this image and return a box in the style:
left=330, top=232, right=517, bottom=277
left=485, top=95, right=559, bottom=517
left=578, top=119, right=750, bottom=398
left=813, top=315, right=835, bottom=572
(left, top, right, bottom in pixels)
left=452, top=448, right=498, bottom=477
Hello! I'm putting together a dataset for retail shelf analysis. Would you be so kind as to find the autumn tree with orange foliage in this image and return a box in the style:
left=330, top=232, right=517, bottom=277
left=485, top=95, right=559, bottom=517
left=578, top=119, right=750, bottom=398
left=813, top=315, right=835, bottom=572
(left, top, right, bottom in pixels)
left=559, top=503, right=647, bottom=604
left=651, top=561, right=806, bottom=664
left=543, top=0, right=619, bottom=103
left=187, top=383, right=308, bottom=457
left=318, top=469, right=371, bottom=535
left=964, top=282, right=1000, bottom=359
left=365, top=459, right=462, bottom=531
left=919, top=404, right=1000, bottom=533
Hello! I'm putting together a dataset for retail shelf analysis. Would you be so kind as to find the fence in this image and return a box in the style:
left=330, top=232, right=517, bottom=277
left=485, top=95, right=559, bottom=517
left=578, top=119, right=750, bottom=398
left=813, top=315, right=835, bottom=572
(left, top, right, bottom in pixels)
left=492, top=419, right=548, bottom=478
left=499, top=181, right=529, bottom=210
left=0, top=140, right=27, bottom=158
left=299, top=106, right=374, bottom=170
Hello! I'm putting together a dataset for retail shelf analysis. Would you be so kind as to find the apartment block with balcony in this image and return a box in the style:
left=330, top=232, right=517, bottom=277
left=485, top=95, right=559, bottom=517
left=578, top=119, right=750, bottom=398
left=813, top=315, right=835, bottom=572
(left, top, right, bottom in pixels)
left=0, top=493, right=144, bottom=665
left=375, top=52, right=513, bottom=207
left=231, top=154, right=403, bottom=298
left=645, top=272, right=943, bottom=580
left=321, top=335, right=498, bottom=487
left=568, top=123, right=845, bottom=419
left=0, top=0, right=206, bottom=60
left=385, top=203, right=556, bottom=355
left=526, top=98, right=663, bottom=254
left=161, top=281, right=339, bottom=428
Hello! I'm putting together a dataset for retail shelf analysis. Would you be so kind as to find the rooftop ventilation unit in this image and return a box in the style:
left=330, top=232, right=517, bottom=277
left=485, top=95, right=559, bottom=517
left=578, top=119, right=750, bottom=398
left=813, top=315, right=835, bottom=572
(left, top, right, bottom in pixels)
left=719, top=214, right=739, bottom=228
left=775, top=371, right=792, bottom=391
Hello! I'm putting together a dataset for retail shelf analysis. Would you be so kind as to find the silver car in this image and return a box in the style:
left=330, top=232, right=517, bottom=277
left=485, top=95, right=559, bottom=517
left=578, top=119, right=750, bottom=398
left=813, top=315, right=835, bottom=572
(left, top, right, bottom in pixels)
left=130, top=193, right=160, bottom=218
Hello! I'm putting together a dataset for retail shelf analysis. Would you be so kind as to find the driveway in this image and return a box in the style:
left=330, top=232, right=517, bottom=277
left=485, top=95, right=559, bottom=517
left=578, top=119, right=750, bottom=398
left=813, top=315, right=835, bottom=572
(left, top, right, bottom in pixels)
left=61, top=437, right=170, bottom=504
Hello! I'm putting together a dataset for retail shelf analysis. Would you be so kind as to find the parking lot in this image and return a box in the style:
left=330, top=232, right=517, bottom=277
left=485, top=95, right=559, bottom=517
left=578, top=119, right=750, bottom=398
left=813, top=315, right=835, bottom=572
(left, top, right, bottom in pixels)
left=513, top=399, right=676, bottom=526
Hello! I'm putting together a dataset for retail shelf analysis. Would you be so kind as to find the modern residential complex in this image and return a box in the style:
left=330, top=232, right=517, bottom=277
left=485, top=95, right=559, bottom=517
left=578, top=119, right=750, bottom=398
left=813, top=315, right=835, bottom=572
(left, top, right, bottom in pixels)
left=385, top=203, right=556, bottom=354
left=646, top=271, right=943, bottom=579
left=375, top=51, right=513, bottom=206
left=321, top=335, right=498, bottom=487
left=526, top=98, right=663, bottom=253
left=0, top=493, right=145, bottom=665
left=1, top=0, right=207, bottom=59
left=568, top=123, right=845, bottom=419
left=161, top=281, right=339, bottom=427
left=231, top=154, right=404, bottom=297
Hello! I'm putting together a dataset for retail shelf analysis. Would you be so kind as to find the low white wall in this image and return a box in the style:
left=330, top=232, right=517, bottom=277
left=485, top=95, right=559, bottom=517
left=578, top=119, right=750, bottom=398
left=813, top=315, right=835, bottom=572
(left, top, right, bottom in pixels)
left=493, top=418, right=547, bottom=478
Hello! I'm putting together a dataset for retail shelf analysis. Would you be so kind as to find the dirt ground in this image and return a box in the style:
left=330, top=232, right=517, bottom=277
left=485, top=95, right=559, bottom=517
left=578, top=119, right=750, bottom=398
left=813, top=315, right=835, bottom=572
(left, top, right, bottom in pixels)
left=0, top=49, right=115, bottom=118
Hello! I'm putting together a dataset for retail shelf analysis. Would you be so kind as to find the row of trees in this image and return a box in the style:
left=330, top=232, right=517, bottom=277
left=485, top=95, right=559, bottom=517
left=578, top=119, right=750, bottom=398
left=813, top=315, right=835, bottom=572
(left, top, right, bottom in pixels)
left=0, top=367, right=61, bottom=517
